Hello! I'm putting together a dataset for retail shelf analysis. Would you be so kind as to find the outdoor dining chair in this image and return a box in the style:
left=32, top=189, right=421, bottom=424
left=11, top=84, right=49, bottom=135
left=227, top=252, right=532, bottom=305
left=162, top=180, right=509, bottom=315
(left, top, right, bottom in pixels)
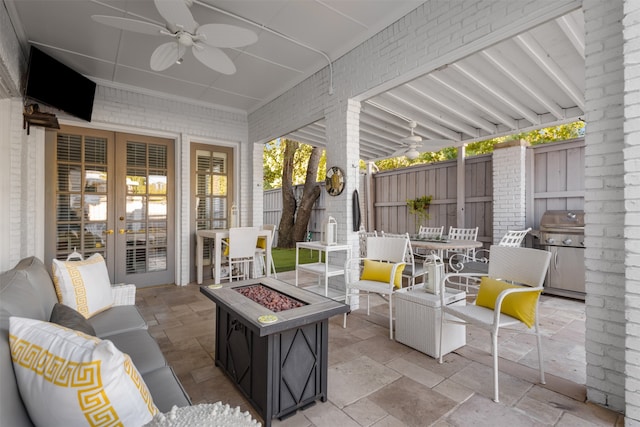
left=223, top=227, right=260, bottom=282
left=255, top=224, right=277, bottom=278
left=418, top=225, right=444, bottom=239
left=343, top=236, right=408, bottom=339
left=438, top=245, right=551, bottom=403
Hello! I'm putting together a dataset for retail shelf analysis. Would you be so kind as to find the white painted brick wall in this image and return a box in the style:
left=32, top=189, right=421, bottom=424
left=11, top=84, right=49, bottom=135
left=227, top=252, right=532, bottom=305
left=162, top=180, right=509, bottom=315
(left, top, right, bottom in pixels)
left=624, top=0, right=640, bottom=422
left=584, top=0, right=626, bottom=414
left=1, top=88, right=248, bottom=284
left=492, top=141, right=527, bottom=243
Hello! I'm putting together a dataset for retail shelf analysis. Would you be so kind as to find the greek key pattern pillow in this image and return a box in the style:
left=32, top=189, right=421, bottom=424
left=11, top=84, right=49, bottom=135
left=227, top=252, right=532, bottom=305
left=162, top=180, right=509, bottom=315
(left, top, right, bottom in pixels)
left=9, top=316, right=158, bottom=426
left=52, top=253, right=113, bottom=318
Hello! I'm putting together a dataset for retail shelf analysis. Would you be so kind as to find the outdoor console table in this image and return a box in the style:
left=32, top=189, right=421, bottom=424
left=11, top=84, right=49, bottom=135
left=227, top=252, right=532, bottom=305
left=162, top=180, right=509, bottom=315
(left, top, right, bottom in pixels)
left=295, top=241, right=351, bottom=299
left=200, top=277, right=349, bottom=427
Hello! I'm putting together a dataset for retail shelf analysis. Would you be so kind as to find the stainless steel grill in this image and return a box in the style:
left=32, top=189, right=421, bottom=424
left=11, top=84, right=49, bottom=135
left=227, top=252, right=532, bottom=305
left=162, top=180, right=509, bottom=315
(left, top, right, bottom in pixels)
left=538, top=210, right=585, bottom=300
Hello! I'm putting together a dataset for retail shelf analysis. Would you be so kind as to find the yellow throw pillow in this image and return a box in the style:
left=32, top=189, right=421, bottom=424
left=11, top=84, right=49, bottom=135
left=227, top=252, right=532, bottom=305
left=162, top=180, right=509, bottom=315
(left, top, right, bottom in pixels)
left=475, top=277, right=542, bottom=328
left=360, top=259, right=405, bottom=288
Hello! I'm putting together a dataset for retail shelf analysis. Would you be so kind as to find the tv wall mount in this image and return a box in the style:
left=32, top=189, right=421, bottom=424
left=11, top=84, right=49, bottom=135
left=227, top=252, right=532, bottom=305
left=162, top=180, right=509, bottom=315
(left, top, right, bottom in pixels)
left=23, top=103, right=60, bottom=135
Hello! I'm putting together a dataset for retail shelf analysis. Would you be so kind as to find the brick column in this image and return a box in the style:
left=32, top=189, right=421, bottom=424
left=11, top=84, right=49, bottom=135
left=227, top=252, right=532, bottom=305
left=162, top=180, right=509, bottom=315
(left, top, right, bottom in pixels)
left=584, top=0, right=626, bottom=413
left=623, top=0, right=640, bottom=421
left=323, top=99, right=361, bottom=293
left=492, top=139, right=528, bottom=244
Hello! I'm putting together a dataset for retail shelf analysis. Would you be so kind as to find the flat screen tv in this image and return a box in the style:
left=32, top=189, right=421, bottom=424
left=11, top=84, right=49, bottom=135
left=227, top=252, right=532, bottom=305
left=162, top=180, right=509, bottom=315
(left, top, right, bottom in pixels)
left=24, top=46, right=96, bottom=122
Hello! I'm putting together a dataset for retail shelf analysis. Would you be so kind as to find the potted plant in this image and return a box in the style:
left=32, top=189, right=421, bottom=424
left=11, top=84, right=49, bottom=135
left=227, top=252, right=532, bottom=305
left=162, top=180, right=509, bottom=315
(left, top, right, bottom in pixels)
left=407, top=195, right=432, bottom=232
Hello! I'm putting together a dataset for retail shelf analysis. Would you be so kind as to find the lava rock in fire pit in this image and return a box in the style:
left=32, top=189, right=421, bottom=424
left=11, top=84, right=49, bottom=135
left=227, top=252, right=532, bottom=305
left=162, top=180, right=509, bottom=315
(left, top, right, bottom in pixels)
left=235, top=284, right=306, bottom=312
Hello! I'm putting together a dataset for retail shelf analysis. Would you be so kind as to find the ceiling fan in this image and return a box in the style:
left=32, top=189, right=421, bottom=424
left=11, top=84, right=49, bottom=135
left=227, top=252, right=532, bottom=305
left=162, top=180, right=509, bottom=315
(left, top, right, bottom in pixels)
left=92, top=0, right=258, bottom=74
left=391, top=121, right=453, bottom=160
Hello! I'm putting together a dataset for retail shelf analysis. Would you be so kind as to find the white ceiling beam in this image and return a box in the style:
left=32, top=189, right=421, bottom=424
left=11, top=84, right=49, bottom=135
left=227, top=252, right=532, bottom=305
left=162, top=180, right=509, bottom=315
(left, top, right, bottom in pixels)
left=404, top=81, right=498, bottom=134
left=359, top=117, right=406, bottom=141
left=452, top=62, right=541, bottom=126
left=361, top=102, right=450, bottom=140
left=388, top=87, right=480, bottom=138
left=286, top=132, right=326, bottom=147
left=556, top=14, right=585, bottom=60
left=515, top=33, right=585, bottom=112
left=373, top=94, right=463, bottom=141
left=481, top=49, right=565, bottom=120
left=426, top=73, right=519, bottom=130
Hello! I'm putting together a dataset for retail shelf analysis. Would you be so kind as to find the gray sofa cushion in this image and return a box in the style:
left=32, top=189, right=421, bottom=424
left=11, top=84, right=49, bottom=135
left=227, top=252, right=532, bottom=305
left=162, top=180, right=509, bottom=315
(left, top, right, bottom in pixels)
left=49, top=303, right=96, bottom=336
left=89, top=305, right=148, bottom=337
left=143, top=367, right=192, bottom=413
left=15, top=256, right=58, bottom=319
left=107, top=329, right=168, bottom=375
left=0, top=270, right=40, bottom=427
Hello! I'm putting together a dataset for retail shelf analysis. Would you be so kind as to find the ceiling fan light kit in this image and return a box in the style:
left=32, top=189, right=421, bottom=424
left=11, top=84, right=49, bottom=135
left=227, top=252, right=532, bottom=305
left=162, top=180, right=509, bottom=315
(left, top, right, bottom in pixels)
left=92, top=0, right=257, bottom=74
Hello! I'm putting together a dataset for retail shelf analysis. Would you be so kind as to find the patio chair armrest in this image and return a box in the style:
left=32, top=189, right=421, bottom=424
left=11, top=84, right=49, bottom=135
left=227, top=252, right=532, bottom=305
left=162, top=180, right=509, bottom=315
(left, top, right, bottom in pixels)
left=111, top=283, right=136, bottom=306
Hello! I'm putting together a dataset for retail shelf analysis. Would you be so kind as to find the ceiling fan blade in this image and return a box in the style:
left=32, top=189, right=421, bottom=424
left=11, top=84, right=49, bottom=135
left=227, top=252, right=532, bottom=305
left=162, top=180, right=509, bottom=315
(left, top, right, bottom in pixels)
left=154, top=0, right=198, bottom=33
left=192, top=45, right=236, bottom=74
left=150, top=42, right=183, bottom=71
left=92, top=15, right=167, bottom=36
left=196, top=24, right=258, bottom=48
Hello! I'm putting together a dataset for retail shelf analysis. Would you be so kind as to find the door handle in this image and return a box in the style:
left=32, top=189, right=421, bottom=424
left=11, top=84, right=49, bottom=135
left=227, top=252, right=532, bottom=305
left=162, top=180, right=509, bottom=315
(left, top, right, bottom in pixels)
left=104, top=229, right=114, bottom=235
left=119, top=229, right=126, bottom=234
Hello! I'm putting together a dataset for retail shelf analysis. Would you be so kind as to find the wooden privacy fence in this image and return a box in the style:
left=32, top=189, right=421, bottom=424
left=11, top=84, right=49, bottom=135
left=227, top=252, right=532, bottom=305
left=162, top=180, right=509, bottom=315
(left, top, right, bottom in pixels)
left=264, top=138, right=585, bottom=246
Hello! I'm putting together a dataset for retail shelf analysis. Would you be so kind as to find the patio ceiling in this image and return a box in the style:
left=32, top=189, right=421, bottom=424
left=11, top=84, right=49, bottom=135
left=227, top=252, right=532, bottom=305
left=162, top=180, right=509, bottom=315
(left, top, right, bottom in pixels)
left=4, top=2, right=583, bottom=162
left=285, top=9, right=585, bottom=161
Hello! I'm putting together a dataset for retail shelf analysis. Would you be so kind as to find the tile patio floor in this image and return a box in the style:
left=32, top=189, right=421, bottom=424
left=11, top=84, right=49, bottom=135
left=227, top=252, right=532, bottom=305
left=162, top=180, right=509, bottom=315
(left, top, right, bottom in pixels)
left=136, top=270, right=624, bottom=427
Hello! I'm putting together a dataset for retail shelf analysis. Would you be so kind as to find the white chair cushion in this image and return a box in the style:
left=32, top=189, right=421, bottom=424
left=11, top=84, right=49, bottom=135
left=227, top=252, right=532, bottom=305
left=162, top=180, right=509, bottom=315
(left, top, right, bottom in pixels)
left=9, top=316, right=158, bottom=426
left=52, top=253, right=113, bottom=318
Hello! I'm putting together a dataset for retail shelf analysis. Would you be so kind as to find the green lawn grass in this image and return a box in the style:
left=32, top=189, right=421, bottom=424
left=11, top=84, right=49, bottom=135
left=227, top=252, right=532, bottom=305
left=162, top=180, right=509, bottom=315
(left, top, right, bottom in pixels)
left=271, top=248, right=325, bottom=273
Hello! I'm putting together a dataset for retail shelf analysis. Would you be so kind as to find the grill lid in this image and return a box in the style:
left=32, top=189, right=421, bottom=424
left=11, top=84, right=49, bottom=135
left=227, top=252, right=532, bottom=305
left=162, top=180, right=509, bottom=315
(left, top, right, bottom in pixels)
left=540, top=210, right=584, bottom=232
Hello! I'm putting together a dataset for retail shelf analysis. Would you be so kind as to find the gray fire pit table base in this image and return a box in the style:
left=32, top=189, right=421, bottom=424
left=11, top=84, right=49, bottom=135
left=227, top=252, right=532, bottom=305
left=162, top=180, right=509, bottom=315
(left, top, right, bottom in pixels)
left=200, top=278, right=349, bottom=427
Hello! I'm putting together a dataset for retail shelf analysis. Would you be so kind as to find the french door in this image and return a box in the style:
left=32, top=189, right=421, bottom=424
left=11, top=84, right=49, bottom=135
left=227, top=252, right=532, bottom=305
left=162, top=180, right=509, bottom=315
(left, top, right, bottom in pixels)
left=190, top=143, right=234, bottom=281
left=45, top=126, right=174, bottom=287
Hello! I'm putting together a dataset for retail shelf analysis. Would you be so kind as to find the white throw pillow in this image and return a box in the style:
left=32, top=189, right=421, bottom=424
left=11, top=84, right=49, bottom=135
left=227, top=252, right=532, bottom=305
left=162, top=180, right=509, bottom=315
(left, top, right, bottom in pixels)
left=9, top=316, right=158, bottom=427
left=52, top=253, right=113, bottom=318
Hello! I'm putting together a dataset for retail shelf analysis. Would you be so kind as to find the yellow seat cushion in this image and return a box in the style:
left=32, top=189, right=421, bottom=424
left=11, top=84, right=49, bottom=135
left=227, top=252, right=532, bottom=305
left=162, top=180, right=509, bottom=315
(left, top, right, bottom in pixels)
left=256, top=237, right=267, bottom=249
left=360, top=259, right=405, bottom=289
left=223, top=238, right=229, bottom=257
left=475, top=277, right=542, bottom=328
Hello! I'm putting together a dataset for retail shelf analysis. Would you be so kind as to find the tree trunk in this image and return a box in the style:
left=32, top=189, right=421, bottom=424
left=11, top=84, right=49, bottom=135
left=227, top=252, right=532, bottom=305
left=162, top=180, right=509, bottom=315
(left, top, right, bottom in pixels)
left=292, top=147, right=322, bottom=242
left=277, top=140, right=299, bottom=248
left=277, top=141, right=322, bottom=248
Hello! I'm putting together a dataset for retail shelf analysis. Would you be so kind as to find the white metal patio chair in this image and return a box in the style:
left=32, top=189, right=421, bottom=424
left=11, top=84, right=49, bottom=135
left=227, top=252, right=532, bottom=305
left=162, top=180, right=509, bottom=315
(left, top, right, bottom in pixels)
left=380, top=231, right=425, bottom=288
left=223, top=227, right=260, bottom=282
left=449, top=228, right=532, bottom=275
left=418, top=225, right=444, bottom=239
left=255, top=224, right=277, bottom=278
left=343, top=236, right=408, bottom=339
left=357, top=226, right=377, bottom=258
left=438, top=245, right=551, bottom=402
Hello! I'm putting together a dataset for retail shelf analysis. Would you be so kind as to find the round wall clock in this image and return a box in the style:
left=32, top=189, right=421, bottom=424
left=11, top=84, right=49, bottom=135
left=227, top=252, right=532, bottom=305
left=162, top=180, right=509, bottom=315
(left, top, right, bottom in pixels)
left=326, top=166, right=345, bottom=196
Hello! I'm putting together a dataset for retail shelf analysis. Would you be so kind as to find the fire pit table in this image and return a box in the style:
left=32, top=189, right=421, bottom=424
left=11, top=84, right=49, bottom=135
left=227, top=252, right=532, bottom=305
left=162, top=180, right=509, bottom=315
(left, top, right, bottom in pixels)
left=200, top=277, right=349, bottom=427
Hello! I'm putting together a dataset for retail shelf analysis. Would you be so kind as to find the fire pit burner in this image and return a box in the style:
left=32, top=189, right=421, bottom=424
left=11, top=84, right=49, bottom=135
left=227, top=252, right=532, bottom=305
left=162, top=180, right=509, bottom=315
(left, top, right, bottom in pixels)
left=234, top=284, right=306, bottom=312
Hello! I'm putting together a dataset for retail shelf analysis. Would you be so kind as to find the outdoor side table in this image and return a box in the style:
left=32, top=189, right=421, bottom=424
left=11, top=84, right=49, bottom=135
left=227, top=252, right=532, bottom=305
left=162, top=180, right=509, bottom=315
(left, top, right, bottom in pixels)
left=395, top=287, right=466, bottom=358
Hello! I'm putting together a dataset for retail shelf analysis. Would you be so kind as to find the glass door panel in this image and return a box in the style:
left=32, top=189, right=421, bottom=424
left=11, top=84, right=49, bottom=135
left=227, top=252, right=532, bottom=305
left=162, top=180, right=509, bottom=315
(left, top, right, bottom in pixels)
left=191, top=144, right=233, bottom=280
left=116, top=134, right=173, bottom=285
